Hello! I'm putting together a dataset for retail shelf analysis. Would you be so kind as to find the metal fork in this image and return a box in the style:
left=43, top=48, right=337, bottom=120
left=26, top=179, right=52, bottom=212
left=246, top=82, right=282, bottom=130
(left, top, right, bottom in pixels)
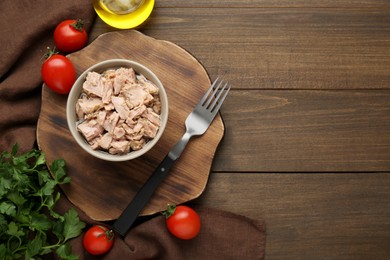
left=112, top=77, right=231, bottom=237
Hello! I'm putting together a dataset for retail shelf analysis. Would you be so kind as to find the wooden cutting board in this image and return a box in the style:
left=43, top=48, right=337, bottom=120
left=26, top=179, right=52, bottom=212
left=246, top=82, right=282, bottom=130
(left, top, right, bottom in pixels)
left=37, top=30, right=225, bottom=221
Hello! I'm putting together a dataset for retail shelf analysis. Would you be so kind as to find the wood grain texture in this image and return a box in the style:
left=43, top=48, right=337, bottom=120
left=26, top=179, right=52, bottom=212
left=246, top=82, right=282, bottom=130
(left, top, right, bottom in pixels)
left=37, top=30, right=224, bottom=221
left=154, top=0, right=390, bottom=8
left=86, top=1, right=390, bottom=259
left=139, top=8, right=390, bottom=90
left=213, top=90, right=390, bottom=172
left=194, top=172, right=390, bottom=259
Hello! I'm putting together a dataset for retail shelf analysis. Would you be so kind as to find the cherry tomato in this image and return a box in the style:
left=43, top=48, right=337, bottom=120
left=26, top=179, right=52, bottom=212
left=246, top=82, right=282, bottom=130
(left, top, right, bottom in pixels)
left=83, top=225, right=114, bottom=255
left=41, top=52, right=76, bottom=94
left=164, top=204, right=201, bottom=240
left=54, top=19, right=88, bottom=53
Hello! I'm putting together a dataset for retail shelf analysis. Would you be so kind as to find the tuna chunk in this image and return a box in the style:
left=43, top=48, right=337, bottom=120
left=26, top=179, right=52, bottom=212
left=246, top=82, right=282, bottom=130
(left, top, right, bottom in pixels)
left=111, top=96, right=130, bottom=120
left=76, top=67, right=162, bottom=155
left=103, top=112, right=120, bottom=133
left=113, top=127, right=126, bottom=139
left=83, top=72, right=104, bottom=97
left=139, top=118, right=159, bottom=138
left=102, top=81, right=113, bottom=104
left=142, top=108, right=161, bottom=127
left=96, top=110, right=107, bottom=126
left=129, top=139, right=145, bottom=151
left=76, top=96, right=104, bottom=119
left=137, top=74, right=159, bottom=95
left=124, top=122, right=144, bottom=141
left=98, top=133, right=113, bottom=150
left=127, top=105, right=146, bottom=123
left=113, top=68, right=136, bottom=95
left=122, top=84, right=154, bottom=109
left=77, top=119, right=104, bottom=142
left=109, top=140, right=130, bottom=154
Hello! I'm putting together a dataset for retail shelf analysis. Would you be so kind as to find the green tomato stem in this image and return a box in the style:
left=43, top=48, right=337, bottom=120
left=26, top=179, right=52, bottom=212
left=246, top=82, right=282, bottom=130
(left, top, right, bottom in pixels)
left=162, top=204, right=176, bottom=218
left=70, top=19, right=84, bottom=31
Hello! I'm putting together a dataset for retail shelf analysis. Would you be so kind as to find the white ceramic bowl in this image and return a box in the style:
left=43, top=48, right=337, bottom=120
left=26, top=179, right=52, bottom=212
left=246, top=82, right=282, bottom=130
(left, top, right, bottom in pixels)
left=66, top=59, right=168, bottom=161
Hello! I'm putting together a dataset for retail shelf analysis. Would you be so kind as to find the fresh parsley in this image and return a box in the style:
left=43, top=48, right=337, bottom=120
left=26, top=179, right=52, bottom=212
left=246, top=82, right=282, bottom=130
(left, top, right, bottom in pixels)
left=0, top=144, right=85, bottom=259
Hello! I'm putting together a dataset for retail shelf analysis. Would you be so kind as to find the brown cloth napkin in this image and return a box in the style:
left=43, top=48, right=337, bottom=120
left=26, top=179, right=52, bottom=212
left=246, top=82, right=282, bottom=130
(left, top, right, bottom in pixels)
left=0, top=0, right=96, bottom=152
left=55, top=197, right=265, bottom=259
left=0, top=0, right=265, bottom=259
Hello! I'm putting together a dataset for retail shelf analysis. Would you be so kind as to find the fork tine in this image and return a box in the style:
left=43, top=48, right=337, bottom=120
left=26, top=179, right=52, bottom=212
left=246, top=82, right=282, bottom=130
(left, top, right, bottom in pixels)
left=203, top=78, right=223, bottom=108
left=210, top=83, right=231, bottom=113
left=199, top=77, right=220, bottom=106
left=209, top=82, right=230, bottom=112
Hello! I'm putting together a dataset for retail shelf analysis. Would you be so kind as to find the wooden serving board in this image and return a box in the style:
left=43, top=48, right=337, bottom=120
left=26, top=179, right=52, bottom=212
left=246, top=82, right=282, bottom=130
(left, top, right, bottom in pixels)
left=37, top=30, right=225, bottom=221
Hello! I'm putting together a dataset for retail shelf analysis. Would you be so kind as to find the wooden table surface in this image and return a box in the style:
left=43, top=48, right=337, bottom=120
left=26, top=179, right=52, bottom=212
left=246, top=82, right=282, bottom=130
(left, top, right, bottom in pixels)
left=90, top=1, right=390, bottom=259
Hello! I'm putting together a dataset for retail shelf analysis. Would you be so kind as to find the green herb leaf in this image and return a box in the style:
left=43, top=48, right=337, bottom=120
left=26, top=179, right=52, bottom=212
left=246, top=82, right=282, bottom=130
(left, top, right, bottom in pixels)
left=52, top=219, right=65, bottom=242
left=0, top=177, right=12, bottom=196
left=39, top=181, right=57, bottom=196
left=11, top=143, right=18, bottom=156
left=6, top=191, right=26, bottom=206
left=30, top=213, right=52, bottom=231
left=26, top=235, right=43, bottom=258
left=0, top=201, right=16, bottom=217
left=56, top=243, right=79, bottom=260
left=6, top=221, right=24, bottom=237
left=0, top=144, right=85, bottom=259
left=50, top=159, right=71, bottom=184
left=0, top=244, right=8, bottom=260
left=63, top=208, right=86, bottom=241
left=35, top=152, right=46, bottom=167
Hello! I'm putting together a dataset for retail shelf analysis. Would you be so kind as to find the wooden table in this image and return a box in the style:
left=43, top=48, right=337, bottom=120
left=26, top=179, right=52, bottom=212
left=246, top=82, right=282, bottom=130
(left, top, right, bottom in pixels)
left=89, top=1, right=390, bottom=259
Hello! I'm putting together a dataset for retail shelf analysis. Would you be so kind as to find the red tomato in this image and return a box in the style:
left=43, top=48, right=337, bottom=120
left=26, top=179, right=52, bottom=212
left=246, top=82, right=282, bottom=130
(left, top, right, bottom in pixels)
left=54, top=19, right=88, bottom=53
left=164, top=205, right=201, bottom=240
left=83, top=225, right=114, bottom=255
left=41, top=53, right=76, bottom=94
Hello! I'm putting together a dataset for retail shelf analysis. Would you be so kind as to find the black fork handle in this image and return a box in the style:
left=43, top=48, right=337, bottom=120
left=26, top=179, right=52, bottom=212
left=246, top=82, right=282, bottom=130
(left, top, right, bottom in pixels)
left=112, top=154, right=176, bottom=237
